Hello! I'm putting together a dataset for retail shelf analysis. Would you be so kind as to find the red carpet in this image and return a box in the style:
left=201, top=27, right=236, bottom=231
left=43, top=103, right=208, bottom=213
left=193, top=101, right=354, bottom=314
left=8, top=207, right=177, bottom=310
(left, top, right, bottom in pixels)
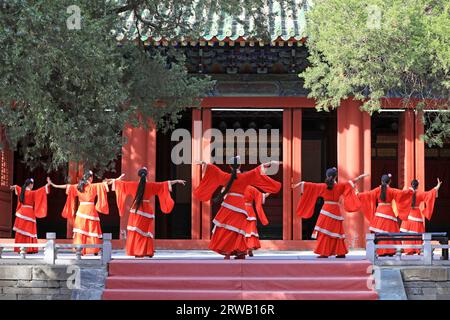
left=102, top=259, right=378, bottom=300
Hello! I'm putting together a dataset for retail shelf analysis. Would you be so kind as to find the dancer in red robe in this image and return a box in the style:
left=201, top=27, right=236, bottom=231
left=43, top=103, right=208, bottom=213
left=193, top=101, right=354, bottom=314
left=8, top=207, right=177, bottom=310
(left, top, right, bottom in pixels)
left=9, top=178, right=50, bottom=253
left=194, top=157, right=281, bottom=259
left=358, top=174, right=412, bottom=256
left=110, top=167, right=185, bottom=257
left=400, top=178, right=442, bottom=254
left=243, top=185, right=271, bottom=257
left=293, top=168, right=367, bottom=258
left=48, top=170, right=119, bottom=255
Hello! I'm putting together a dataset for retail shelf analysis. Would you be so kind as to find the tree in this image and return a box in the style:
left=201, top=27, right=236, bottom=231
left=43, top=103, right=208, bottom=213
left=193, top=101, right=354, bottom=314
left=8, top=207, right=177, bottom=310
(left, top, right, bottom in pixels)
left=1, top=0, right=273, bottom=174
left=300, top=0, right=450, bottom=146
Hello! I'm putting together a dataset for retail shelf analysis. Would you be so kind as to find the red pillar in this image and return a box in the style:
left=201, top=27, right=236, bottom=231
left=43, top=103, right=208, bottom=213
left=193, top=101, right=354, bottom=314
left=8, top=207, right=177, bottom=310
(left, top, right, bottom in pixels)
left=191, top=109, right=202, bottom=239
left=398, top=110, right=415, bottom=189
left=337, top=100, right=368, bottom=248
left=201, top=109, right=212, bottom=240
left=282, top=109, right=293, bottom=240
left=292, top=109, right=302, bottom=240
left=67, top=161, right=84, bottom=238
left=362, top=112, right=372, bottom=233
left=120, top=122, right=156, bottom=238
left=0, top=130, right=13, bottom=238
left=415, top=112, right=425, bottom=192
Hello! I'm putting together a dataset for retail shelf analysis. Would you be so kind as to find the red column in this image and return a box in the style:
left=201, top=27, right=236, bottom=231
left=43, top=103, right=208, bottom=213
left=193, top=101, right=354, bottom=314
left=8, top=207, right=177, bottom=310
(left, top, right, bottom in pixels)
left=337, top=100, right=367, bottom=248
left=398, top=110, right=415, bottom=189
left=0, top=130, right=13, bottom=238
left=67, top=161, right=83, bottom=238
left=120, top=123, right=154, bottom=237
left=282, top=109, right=293, bottom=240
left=415, top=112, right=425, bottom=192
left=191, top=109, right=202, bottom=239
left=362, top=112, right=372, bottom=233
left=292, top=109, right=302, bottom=240
left=201, top=109, right=212, bottom=239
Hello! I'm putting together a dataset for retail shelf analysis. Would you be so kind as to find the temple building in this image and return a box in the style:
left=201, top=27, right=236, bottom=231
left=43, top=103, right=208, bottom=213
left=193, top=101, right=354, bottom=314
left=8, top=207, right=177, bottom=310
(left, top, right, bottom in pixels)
left=0, top=1, right=449, bottom=250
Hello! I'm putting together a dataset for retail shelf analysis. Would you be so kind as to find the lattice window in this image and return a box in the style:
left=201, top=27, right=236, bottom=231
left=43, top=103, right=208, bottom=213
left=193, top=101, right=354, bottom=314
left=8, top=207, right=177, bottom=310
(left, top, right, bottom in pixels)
left=0, top=149, right=9, bottom=187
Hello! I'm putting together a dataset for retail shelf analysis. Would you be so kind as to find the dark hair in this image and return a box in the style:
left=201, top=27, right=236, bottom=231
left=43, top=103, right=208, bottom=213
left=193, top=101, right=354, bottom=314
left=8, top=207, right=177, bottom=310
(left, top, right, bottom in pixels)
left=19, top=178, right=34, bottom=203
left=325, top=167, right=338, bottom=190
left=213, top=157, right=239, bottom=204
left=411, top=179, right=419, bottom=207
left=380, top=174, right=392, bottom=201
left=77, top=170, right=93, bottom=192
left=132, top=167, right=148, bottom=210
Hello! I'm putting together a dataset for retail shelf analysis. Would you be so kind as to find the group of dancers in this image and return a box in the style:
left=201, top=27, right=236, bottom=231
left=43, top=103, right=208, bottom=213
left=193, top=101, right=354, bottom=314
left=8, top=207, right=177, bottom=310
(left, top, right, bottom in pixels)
left=8, top=155, right=443, bottom=259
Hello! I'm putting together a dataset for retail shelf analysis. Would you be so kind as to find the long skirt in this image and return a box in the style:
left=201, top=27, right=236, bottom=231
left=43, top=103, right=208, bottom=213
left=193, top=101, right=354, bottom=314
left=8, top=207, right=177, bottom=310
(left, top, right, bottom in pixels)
left=209, top=206, right=248, bottom=256
left=126, top=209, right=156, bottom=257
left=13, top=207, right=38, bottom=253
left=73, top=211, right=102, bottom=255
left=400, top=210, right=425, bottom=255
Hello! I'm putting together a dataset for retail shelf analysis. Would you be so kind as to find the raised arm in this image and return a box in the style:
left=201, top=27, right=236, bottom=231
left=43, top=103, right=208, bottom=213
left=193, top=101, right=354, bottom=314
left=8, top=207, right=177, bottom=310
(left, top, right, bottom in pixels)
left=194, top=160, right=209, bottom=176
left=168, top=179, right=186, bottom=192
left=352, top=173, right=370, bottom=183
left=434, top=178, right=443, bottom=198
left=47, top=177, right=69, bottom=189
left=104, top=173, right=126, bottom=185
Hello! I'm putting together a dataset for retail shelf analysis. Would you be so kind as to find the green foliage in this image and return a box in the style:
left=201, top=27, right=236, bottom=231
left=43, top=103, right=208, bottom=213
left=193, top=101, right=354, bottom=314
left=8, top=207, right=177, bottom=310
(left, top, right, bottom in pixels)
left=300, top=0, right=450, bottom=145
left=0, top=0, right=218, bottom=173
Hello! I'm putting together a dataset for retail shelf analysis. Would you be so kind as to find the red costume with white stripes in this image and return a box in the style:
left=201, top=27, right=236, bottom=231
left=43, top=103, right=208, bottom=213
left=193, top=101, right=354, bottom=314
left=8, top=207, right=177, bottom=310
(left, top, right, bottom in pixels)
left=194, top=164, right=281, bottom=257
left=358, top=186, right=412, bottom=255
left=113, top=180, right=174, bottom=257
left=13, top=185, right=49, bottom=253
left=400, top=188, right=437, bottom=254
left=296, top=181, right=360, bottom=257
left=243, top=186, right=269, bottom=251
left=62, top=182, right=109, bottom=255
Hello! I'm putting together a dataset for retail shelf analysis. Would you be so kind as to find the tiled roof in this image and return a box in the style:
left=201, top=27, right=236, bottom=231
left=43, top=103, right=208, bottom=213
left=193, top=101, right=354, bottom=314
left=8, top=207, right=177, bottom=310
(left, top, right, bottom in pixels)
left=116, top=0, right=310, bottom=46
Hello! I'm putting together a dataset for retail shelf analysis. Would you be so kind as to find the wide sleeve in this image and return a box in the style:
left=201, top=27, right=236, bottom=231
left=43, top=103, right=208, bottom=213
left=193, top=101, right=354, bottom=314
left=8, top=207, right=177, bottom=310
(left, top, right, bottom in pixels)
left=193, top=164, right=230, bottom=201
left=391, top=188, right=413, bottom=221
left=14, top=186, right=22, bottom=212
left=248, top=165, right=282, bottom=194
left=112, top=180, right=139, bottom=217
left=252, top=188, right=269, bottom=226
left=357, top=188, right=378, bottom=222
left=422, top=188, right=438, bottom=220
left=296, top=182, right=325, bottom=219
left=340, top=181, right=361, bottom=212
left=150, top=181, right=175, bottom=214
left=33, top=185, right=49, bottom=218
left=62, top=185, right=78, bottom=219
left=93, top=182, right=109, bottom=215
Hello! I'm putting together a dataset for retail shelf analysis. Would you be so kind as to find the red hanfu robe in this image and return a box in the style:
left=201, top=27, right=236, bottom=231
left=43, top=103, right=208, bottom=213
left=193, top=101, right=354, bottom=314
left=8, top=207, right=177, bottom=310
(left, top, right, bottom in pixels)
left=13, top=185, right=49, bottom=253
left=296, top=181, right=360, bottom=257
left=243, top=186, right=269, bottom=251
left=400, top=188, right=437, bottom=254
left=358, top=186, right=412, bottom=256
left=194, top=164, right=281, bottom=257
left=62, top=183, right=109, bottom=255
left=113, top=180, right=174, bottom=257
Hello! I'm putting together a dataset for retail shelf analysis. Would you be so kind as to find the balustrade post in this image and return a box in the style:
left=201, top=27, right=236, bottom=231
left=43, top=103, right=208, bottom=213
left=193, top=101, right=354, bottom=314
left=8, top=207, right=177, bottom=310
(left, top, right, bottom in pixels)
left=423, top=233, right=433, bottom=265
left=20, top=247, right=26, bottom=259
left=75, top=246, right=82, bottom=260
left=366, top=233, right=376, bottom=263
left=44, top=233, right=56, bottom=264
left=102, top=233, right=112, bottom=265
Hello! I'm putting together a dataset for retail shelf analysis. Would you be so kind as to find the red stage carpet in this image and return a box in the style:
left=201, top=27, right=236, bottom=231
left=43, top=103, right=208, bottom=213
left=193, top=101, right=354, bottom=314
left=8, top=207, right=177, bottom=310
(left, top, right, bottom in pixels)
left=102, top=259, right=378, bottom=300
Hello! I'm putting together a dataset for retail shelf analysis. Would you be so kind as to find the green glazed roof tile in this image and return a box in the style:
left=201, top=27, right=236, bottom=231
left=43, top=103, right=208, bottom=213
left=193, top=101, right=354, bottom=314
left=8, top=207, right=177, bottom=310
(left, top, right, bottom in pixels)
left=118, top=0, right=310, bottom=43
